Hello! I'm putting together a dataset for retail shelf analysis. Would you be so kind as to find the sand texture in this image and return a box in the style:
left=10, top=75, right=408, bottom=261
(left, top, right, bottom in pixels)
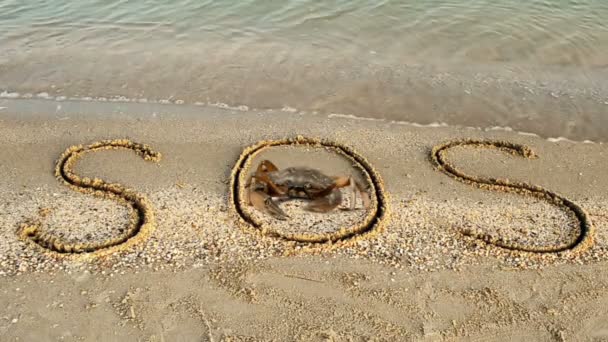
left=1, top=99, right=608, bottom=341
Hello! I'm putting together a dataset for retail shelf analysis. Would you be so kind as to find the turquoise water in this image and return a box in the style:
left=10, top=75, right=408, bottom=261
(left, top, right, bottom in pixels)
left=1, top=0, right=608, bottom=139
left=2, top=0, right=607, bottom=65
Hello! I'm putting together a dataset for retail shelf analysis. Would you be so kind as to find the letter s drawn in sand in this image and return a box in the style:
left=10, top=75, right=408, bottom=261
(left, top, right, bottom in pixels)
left=18, top=139, right=161, bottom=255
left=431, top=139, right=594, bottom=254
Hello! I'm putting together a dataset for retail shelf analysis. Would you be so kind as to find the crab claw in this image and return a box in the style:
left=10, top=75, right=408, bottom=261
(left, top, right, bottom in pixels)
left=305, top=188, right=342, bottom=213
left=249, top=189, right=289, bottom=220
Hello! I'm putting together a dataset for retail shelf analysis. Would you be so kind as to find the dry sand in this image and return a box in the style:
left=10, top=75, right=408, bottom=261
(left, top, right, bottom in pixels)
left=0, top=98, right=607, bottom=341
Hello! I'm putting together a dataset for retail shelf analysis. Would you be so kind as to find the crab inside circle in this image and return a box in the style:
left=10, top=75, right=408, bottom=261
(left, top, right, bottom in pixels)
left=233, top=140, right=382, bottom=242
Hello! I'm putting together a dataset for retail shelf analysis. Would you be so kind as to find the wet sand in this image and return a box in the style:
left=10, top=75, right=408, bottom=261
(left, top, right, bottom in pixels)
left=1, top=99, right=607, bottom=341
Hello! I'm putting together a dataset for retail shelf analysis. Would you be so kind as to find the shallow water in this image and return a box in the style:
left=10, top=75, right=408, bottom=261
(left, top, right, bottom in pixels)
left=1, top=0, right=608, bottom=140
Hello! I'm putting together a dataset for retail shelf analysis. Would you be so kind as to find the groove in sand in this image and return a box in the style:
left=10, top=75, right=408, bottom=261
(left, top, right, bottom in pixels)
left=431, top=139, right=594, bottom=254
left=17, top=139, right=161, bottom=255
left=230, top=135, right=389, bottom=244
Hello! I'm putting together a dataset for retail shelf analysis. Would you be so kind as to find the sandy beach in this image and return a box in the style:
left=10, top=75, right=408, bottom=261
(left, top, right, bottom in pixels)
left=1, top=98, right=607, bottom=341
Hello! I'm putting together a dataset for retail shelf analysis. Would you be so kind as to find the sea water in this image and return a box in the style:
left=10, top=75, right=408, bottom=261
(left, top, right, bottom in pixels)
left=1, top=0, right=607, bottom=140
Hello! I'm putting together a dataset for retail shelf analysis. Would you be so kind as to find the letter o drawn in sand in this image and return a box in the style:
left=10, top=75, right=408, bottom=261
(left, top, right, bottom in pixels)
left=18, top=139, right=161, bottom=256
left=431, top=139, right=594, bottom=255
left=230, top=136, right=388, bottom=243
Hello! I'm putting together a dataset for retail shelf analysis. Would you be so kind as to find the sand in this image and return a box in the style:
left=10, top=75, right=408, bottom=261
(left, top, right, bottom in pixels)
left=1, top=98, right=607, bottom=341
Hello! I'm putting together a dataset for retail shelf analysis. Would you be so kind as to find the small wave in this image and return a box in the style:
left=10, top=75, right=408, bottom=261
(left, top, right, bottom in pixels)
left=326, top=111, right=601, bottom=145
left=328, top=113, right=450, bottom=128
left=0, top=91, right=20, bottom=99
left=1, top=90, right=601, bottom=145
left=546, top=136, right=597, bottom=144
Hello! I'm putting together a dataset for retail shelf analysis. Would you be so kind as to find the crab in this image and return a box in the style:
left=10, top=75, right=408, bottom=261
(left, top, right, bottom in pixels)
left=244, top=160, right=371, bottom=220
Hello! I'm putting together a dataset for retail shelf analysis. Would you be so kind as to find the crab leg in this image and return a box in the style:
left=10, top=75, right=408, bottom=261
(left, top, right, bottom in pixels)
left=332, top=175, right=371, bottom=210
left=244, top=175, right=255, bottom=206
left=353, top=178, right=371, bottom=209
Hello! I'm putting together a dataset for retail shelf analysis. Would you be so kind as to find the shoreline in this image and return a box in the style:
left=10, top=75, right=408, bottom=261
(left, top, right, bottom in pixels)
left=2, top=51, right=608, bottom=142
left=1, top=97, right=607, bottom=145
left=1, top=100, right=607, bottom=340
